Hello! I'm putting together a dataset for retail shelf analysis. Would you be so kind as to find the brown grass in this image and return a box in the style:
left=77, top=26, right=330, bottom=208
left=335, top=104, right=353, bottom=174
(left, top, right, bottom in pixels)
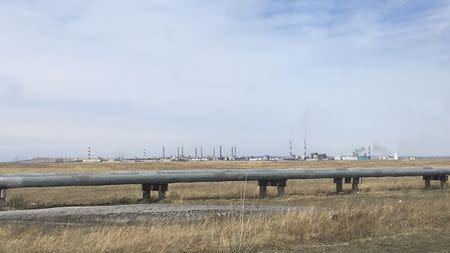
left=1, top=160, right=450, bottom=252
left=0, top=199, right=449, bottom=253
left=1, top=160, right=449, bottom=208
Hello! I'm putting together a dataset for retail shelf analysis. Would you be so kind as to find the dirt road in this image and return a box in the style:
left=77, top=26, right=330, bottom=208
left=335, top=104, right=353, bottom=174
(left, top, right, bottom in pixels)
left=0, top=203, right=301, bottom=224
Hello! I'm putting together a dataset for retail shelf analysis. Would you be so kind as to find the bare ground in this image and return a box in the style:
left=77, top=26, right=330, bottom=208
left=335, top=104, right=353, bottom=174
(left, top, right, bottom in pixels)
left=0, top=203, right=301, bottom=225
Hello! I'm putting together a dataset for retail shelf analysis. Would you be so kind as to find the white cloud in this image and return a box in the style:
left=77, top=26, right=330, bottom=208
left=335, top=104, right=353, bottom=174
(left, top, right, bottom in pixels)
left=0, top=1, right=449, bottom=160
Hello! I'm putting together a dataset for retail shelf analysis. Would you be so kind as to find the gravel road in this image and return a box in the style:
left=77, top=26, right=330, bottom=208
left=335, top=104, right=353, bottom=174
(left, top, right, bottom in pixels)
left=0, top=204, right=302, bottom=225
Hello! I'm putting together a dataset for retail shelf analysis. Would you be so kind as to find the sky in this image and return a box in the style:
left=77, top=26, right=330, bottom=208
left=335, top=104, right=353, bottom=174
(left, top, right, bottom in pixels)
left=1, top=0, right=450, bottom=161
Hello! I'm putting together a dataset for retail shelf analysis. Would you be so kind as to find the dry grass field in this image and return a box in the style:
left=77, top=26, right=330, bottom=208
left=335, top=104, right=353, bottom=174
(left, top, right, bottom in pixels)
left=1, top=160, right=450, bottom=252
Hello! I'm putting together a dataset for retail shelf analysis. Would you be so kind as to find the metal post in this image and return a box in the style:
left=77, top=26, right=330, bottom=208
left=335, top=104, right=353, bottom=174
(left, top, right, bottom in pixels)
left=352, top=178, right=360, bottom=191
left=276, top=180, right=287, bottom=197
left=440, top=176, right=448, bottom=190
left=277, top=185, right=285, bottom=196
left=0, top=189, right=5, bottom=208
left=425, top=180, right=431, bottom=189
left=258, top=180, right=267, bottom=199
left=157, top=184, right=168, bottom=201
left=142, top=184, right=150, bottom=199
left=423, top=176, right=431, bottom=189
left=334, top=178, right=343, bottom=193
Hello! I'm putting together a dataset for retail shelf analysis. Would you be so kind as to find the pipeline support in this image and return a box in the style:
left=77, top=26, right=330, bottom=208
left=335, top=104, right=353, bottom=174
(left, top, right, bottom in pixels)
left=352, top=178, right=360, bottom=191
left=142, top=184, right=168, bottom=201
left=258, top=180, right=287, bottom=198
left=0, top=189, right=5, bottom=208
left=423, top=175, right=448, bottom=190
left=334, top=178, right=343, bottom=193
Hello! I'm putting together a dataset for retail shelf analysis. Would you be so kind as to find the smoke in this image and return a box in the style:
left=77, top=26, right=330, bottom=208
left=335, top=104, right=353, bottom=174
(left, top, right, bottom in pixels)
left=353, top=146, right=366, bottom=154
left=372, top=144, right=390, bottom=154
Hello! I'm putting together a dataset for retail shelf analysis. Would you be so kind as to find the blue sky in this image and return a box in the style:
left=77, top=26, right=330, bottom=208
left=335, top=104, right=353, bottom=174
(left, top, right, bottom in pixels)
left=1, top=1, right=450, bottom=161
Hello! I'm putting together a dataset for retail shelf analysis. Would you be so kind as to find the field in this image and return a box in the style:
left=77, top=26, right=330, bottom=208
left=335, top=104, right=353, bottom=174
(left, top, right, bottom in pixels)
left=1, top=160, right=450, bottom=252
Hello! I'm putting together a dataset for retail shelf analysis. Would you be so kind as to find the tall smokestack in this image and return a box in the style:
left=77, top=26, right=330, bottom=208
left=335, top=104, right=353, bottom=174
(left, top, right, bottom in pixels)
left=213, top=146, right=216, bottom=158
left=304, top=138, right=307, bottom=159
left=231, top=147, right=234, bottom=157
left=200, top=146, right=203, bottom=158
left=290, top=140, right=293, bottom=157
left=195, top=147, right=198, bottom=158
left=219, top=145, right=222, bottom=158
left=181, top=146, right=184, bottom=158
left=368, top=146, right=371, bottom=159
left=177, top=147, right=180, bottom=158
left=234, top=146, right=237, bottom=157
left=162, top=146, right=165, bottom=159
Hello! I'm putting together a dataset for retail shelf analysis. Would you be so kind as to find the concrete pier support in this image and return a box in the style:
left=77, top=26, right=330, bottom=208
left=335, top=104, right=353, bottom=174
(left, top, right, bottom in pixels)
left=0, top=189, right=5, bottom=208
left=157, top=184, right=168, bottom=201
left=258, top=181, right=268, bottom=199
left=141, top=184, right=168, bottom=201
left=275, top=180, right=287, bottom=197
left=334, top=178, right=343, bottom=193
left=440, top=176, right=448, bottom=190
left=142, top=184, right=151, bottom=199
left=423, top=175, right=448, bottom=190
left=277, top=185, right=285, bottom=196
left=424, top=177, right=431, bottom=190
left=258, top=180, right=287, bottom=198
left=352, top=178, right=360, bottom=191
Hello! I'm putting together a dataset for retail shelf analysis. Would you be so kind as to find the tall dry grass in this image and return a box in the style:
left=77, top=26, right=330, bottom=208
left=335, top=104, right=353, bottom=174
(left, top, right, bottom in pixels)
left=2, top=160, right=448, bottom=209
left=0, top=199, right=448, bottom=253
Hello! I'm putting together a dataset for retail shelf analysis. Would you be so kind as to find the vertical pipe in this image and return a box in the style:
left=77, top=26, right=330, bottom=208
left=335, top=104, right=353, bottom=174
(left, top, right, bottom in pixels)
left=142, top=184, right=150, bottom=199
left=352, top=178, right=360, bottom=191
left=158, top=189, right=166, bottom=200
left=158, top=184, right=168, bottom=200
left=258, top=181, right=267, bottom=199
left=425, top=180, right=431, bottom=189
left=0, top=189, right=6, bottom=208
left=440, top=176, right=448, bottom=190
left=277, top=185, right=285, bottom=196
left=335, top=178, right=343, bottom=193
